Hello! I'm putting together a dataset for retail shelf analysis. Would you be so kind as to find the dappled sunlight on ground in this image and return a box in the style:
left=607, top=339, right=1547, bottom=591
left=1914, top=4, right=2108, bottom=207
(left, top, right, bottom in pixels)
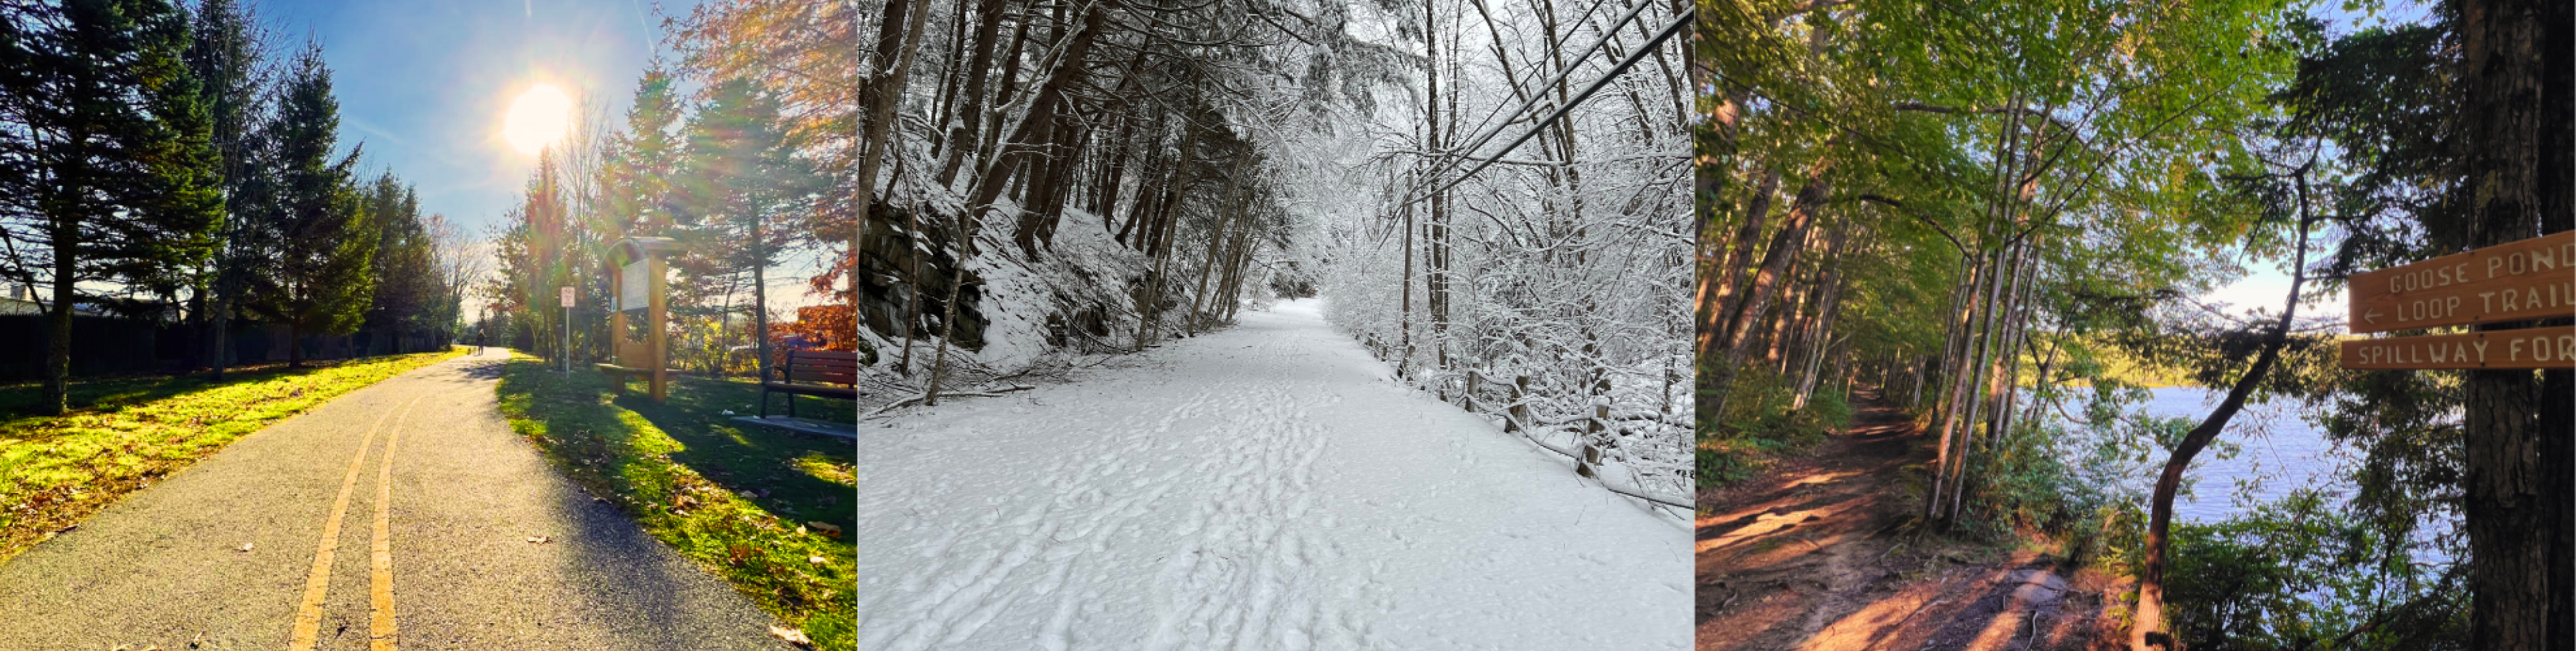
left=1698, top=392, right=2125, bottom=651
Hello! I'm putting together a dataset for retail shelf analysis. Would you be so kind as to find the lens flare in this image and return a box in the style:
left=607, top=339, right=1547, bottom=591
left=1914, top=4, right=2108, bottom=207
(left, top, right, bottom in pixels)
left=502, top=84, right=572, bottom=155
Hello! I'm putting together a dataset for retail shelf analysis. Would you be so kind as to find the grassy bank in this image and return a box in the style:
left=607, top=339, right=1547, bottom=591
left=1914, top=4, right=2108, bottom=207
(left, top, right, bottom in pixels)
left=0, top=348, right=467, bottom=562
left=491, top=354, right=856, bottom=650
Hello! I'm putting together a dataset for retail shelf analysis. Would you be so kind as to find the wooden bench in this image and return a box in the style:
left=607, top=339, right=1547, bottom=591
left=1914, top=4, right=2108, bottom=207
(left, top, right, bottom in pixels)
left=761, top=348, right=859, bottom=418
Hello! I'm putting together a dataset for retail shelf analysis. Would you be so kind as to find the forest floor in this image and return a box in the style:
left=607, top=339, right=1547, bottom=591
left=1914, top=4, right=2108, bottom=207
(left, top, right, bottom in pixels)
left=853, top=299, right=1690, bottom=650
left=1696, top=392, right=2129, bottom=651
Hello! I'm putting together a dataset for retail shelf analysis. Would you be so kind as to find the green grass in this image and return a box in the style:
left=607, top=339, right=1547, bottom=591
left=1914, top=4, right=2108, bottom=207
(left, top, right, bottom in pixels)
left=492, top=354, right=856, bottom=650
left=0, top=348, right=468, bottom=563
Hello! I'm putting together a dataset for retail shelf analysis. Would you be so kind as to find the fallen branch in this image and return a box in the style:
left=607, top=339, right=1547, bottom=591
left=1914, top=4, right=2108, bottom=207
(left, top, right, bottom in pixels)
left=860, top=384, right=1037, bottom=420
left=1596, top=478, right=1693, bottom=509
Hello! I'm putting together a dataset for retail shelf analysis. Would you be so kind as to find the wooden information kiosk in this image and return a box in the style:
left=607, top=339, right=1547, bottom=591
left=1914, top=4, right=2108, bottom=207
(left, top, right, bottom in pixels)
left=599, top=237, right=681, bottom=400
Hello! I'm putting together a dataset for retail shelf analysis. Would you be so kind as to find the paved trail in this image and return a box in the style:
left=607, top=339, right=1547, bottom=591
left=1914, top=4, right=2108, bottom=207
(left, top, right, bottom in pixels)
left=856, top=299, right=1691, bottom=651
left=0, top=349, right=789, bottom=650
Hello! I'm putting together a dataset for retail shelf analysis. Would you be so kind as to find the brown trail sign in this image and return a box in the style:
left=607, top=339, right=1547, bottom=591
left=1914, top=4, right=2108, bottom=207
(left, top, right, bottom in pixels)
left=2339, top=326, right=2576, bottom=370
left=2347, top=231, right=2575, bottom=334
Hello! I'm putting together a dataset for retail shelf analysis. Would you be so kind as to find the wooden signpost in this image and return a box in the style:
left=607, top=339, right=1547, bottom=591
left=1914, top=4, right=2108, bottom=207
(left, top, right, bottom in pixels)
left=2340, top=326, right=2576, bottom=370
left=599, top=237, right=680, bottom=399
left=2347, top=231, right=2574, bottom=334
left=2342, top=231, right=2576, bottom=370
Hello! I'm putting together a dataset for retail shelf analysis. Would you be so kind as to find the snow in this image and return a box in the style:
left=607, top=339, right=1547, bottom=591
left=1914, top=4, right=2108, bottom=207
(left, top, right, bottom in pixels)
left=854, top=298, right=1690, bottom=651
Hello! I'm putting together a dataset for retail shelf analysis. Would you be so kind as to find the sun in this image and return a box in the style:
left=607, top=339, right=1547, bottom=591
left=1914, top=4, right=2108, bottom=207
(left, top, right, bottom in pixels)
left=503, top=84, right=573, bottom=155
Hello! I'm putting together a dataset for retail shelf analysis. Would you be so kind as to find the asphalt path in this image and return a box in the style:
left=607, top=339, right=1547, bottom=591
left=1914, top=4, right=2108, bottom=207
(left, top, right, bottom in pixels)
left=0, top=348, right=792, bottom=650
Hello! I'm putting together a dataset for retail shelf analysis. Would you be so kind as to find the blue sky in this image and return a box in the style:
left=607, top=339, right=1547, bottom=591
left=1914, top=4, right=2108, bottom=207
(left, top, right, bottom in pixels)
left=243, top=0, right=849, bottom=314
left=2198, top=0, right=2434, bottom=328
left=254, top=0, right=696, bottom=238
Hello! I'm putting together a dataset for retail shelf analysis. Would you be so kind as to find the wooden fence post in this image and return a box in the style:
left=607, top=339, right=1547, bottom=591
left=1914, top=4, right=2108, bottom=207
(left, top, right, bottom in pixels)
left=1507, top=375, right=1531, bottom=433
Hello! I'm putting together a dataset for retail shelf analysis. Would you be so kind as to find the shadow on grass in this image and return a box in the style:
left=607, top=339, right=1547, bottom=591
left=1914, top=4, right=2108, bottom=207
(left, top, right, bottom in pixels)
left=494, top=357, right=855, bottom=650
left=0, top=360, right=344, bottom=429
left=615, top=376, right=856, bottom=529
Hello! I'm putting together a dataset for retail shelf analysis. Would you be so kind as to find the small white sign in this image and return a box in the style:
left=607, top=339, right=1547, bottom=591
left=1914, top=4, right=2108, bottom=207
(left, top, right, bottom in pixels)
left=559, top=286, right=575, bottom=308
left=618, top=260, right=649, bottom=312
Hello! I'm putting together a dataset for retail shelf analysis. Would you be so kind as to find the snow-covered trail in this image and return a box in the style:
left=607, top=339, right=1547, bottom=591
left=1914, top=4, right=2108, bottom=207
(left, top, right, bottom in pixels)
left=854, top=298, right=1689, bottom=650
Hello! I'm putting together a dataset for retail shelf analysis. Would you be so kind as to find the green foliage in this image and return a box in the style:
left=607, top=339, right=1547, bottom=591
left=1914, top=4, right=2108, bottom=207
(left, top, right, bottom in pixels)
left=360, top=173, right=443, bottom=347
left=0, top=0, right=226, bottom=410
left=238, top=44, right=376, bottom=358
left=2136, top=490, right=2468, bottom=650
left=1698, top=366, right=1851, bottom=489
left=1947, top=418, right=2086, bottom=539
left=601, top=63, right=685, bottom=237
left=493, top=354, right=854, bottom=650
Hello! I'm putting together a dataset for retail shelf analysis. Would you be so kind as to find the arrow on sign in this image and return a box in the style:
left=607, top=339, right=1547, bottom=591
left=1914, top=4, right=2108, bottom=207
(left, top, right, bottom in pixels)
left=2364, top=308, right=2381, bottom=325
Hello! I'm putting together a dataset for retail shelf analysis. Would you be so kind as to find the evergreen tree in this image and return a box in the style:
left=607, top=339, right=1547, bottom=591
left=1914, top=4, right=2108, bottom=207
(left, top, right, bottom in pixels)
left=673, top=77, right=812, bottom=378
left=183, top=0, right=273, bottom=378
left=240, top=43, right=371, bottom=367
left=0, top=0, right=223, bottom=414
left=361, top=173, right=437, bottom=353
left=603, top=62, right=683, bottom=237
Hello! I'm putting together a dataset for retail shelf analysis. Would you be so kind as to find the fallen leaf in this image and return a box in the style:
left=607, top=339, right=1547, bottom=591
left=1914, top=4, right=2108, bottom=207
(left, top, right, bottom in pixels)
left=767, top=625, right=812, bottom=648
left=527, top=536, right=550, bottom=544
left=807, top=556, right=826, bottom=565
left=237, top=542, right=254, bottom=553
left=807, top=521, right=842, bottom=538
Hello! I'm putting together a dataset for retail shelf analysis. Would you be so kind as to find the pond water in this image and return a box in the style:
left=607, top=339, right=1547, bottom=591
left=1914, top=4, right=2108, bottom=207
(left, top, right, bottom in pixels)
left=2123, top=387, right=2355, bottom=524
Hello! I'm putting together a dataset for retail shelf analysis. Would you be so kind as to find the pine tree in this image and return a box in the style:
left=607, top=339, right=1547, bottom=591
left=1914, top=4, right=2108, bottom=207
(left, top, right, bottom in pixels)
left=240, top=43, right=371, bottom=367
left=0, top=0, right=223, bottom=414
left=604, top=63, right=683, bottom=237
left=361, top=174, right=437, bottom=353
left=184, top=0, right=273, bottom=379
left=674, top=77, right=812, bottom=378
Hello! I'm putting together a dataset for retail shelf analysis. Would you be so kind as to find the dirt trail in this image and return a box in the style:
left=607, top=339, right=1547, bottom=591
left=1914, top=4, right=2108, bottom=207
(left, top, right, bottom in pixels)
left=1695, top=391, right=2117, bottom=651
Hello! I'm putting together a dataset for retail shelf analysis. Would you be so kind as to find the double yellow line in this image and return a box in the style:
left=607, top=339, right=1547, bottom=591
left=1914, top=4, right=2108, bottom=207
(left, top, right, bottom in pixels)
left=289, top=393, right=428, bottom=651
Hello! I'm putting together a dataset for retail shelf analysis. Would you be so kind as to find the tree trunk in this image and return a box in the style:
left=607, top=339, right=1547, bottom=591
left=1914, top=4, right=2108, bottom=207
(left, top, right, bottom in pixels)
left=936, top=0, right=1010, bottom=186
left=1093, top=113, right=1133, bottom=217
left=857, top=0, right=927, bottom=295
left=750, top=213, right=773, bottom=383
left=925, top=208, right=971, bottom=406
left=1699, top=166, right=1831, bottom=428
left=2450, top=0, right=2574, bottom=647
left=1700, top=170, right=1782, bottom=363
left=1946, top=241, right=2029, bottom=524
left=2130, top=174, right=2317, bottom=650
left=1184, top=196, right=1231, bottom=336
left=1399, top=174, right=1415, bottom=376
left=969, top=5, right=1035, bottom=182
left=897, top=202, right=925, bottom=374
left=1790, top=226, right=1851, bottom=408
left=1922, top=252, right=1988, bottom=521
left=1940, top=241, right=2013, bottom=524
left=41, top=233, right=75, bottom=415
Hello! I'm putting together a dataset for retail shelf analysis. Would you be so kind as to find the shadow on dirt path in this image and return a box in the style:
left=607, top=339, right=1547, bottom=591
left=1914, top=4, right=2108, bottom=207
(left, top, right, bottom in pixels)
left=1695, top=391, right=2120, bottom=651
